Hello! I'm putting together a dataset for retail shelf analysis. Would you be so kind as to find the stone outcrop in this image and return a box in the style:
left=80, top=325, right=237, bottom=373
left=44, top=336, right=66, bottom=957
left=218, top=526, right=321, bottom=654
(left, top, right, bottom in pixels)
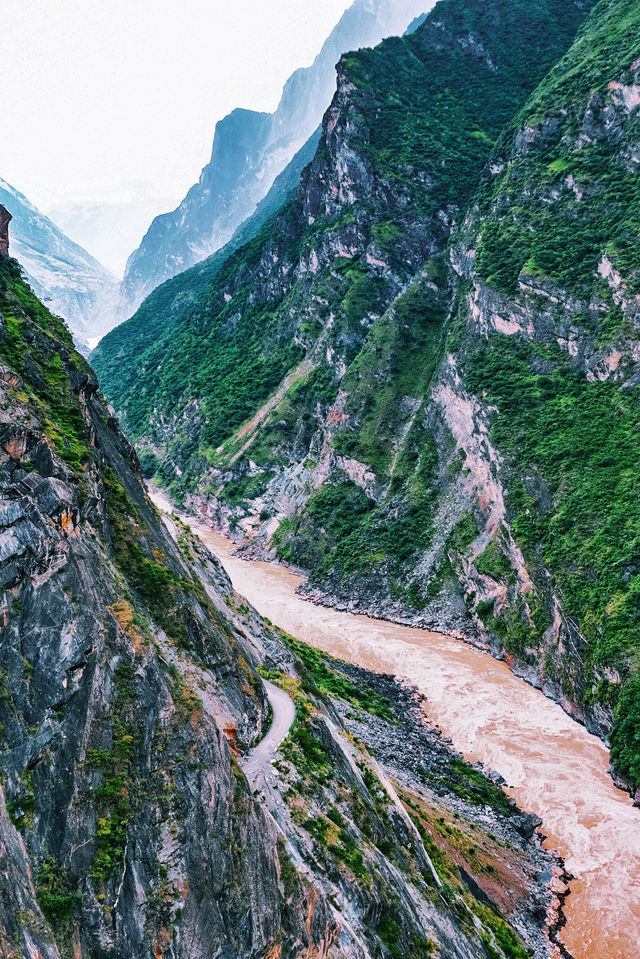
left=0, top=204, right=11, bottom=255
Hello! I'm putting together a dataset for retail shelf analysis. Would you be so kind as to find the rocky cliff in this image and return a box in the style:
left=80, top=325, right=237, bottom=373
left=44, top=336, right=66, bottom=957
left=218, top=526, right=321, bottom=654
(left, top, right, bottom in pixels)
left=0, top=205, right=11, bottom=256
left=94, top=0, right=640, bottom=795
left=118, top=0, right=433, bottom=316
left=0, top=251, right=561, bottom=955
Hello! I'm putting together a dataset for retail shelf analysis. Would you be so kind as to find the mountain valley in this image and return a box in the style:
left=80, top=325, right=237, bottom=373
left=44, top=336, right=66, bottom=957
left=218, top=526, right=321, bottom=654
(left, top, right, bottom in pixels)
left=3, top=0, right=640, bottom=955
left=94, top=0, right=640, bottom=801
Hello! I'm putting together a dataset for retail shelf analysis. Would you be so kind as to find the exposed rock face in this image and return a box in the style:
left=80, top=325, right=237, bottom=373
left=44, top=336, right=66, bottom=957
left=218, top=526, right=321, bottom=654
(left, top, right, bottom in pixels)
left=119, top=0, right=433, bottom=316
left=0, top=204, right=11, bottom=255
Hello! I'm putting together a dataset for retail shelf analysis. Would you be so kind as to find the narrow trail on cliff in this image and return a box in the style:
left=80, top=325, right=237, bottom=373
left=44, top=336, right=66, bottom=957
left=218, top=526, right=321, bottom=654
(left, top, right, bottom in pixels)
left=242, top=680, right=297, bottom=782
left=149, top=489, right=640, bottom=959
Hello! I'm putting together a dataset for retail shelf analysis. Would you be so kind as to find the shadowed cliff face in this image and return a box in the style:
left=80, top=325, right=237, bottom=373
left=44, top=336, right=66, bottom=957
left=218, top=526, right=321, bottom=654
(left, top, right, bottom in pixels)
left=0, top=205, right=11, bottom=256
left=0, top=255, right=559, bottom=959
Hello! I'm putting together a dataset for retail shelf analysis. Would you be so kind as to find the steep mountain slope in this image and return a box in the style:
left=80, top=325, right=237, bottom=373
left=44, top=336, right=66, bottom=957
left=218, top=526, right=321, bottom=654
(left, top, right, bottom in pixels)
left=96, top=0, right=590, bottom=449
left=447, top=0, right=640, bottom=789
left=93, top=127, right=322, bottom=367
left=119, top=0, right=432, bottom=316
left=266, top=0, right=640, bottom=794
left=0, top=179, right=119, bottom=352
left=92, top=0, right=640, bottom=792
left=0, top=253, right=559, bottom=957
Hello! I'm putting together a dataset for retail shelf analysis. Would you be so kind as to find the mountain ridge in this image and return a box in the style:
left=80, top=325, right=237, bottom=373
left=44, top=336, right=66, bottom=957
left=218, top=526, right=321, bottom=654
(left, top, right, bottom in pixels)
left=119, top=0, right=433, bottom=316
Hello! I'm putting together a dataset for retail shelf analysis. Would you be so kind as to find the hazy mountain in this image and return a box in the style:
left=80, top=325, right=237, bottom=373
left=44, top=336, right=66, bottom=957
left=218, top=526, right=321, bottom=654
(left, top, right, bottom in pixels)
left=119, top=0, right=433, bottom=315
left=0, top=178, right=119, bottom=352
left=48, top=196, right=174, bottom=278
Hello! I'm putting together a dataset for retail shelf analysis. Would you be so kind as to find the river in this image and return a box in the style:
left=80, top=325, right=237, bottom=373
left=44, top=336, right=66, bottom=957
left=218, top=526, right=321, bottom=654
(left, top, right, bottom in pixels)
left=153, top=492, right=640, bottom=958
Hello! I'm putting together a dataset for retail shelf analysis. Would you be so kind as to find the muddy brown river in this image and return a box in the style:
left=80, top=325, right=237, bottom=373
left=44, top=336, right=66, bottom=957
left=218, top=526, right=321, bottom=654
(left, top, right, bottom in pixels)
left=153, top=492, right=640, bottom=958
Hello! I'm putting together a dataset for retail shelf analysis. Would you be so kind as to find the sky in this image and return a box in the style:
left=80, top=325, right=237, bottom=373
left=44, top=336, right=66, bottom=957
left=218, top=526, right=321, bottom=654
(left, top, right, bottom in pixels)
left=0, top=0, right=351, bottom=212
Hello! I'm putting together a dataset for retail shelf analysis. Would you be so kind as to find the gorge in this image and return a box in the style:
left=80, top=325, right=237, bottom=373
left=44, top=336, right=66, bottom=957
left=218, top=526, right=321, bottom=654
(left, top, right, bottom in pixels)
left=0, top=248, right=568, bottom=958
left=2, top=0, right=640, bottom=954
left=94, top=0, right=640, bottom=797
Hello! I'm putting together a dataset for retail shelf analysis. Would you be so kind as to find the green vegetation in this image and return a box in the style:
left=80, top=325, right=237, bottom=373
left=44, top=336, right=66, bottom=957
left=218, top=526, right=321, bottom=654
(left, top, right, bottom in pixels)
left=465, top=335, right=640, bottom=749
left=475, top=540, right=514, bottom=583
left=406, top=809, right=457, bottom=885
left=458, top=0, right=640, bottom=678
left=404, top=795, right=531, bottom=957
left=0, top=257, right=92, bottom=470
left=376, top=915, right=437, bottom=959
left=87, top=663, right=136, bottom=881
left=94, top=211, right=304, bottom=465
left=102, top=466, right=194, bottom=646
left=280, top=699, right=333, bottom=788
left=332, top=273, right=448, bottom=477
left=473, top=900, right=532, bottom=959
left=93, top=0, right=590, bottom=510
left=6, top=769, right=36, bottom=829
left=36, top=857, right=79, bottom=926
left=609, top=676, right=640, bottom=788
left=273, top=476, right=374, bottom=574
left=347, top=0, right=590, bottom=216
left=421, top=756, right=512, bottom=815
left=280, top=631, right=393, bottom=720
left=303, top=811, right=369, bottom=883
left=272, top=422, right=441, bottom=602
left=219, top=471, right=276, bottom=504
left=458, top=0, right=640, bottom=785
left=476, top=0, right=640, bottom=303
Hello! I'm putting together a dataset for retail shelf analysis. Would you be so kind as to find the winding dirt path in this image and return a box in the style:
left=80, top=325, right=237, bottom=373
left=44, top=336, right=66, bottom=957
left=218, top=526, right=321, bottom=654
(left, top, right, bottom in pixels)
left=242, top=680, right=296, bottom=782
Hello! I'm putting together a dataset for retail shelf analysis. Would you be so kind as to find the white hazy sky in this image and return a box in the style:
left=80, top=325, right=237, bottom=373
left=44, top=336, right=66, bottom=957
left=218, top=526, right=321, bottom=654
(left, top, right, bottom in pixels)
left=0, top=0, right=351, bottom=210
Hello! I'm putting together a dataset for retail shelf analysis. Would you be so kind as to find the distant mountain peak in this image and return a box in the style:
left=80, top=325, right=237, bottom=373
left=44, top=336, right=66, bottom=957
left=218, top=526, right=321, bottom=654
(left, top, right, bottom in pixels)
left=0, top=177, right=120, bottom=353
left=119, top=0, right=432, bottom=317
